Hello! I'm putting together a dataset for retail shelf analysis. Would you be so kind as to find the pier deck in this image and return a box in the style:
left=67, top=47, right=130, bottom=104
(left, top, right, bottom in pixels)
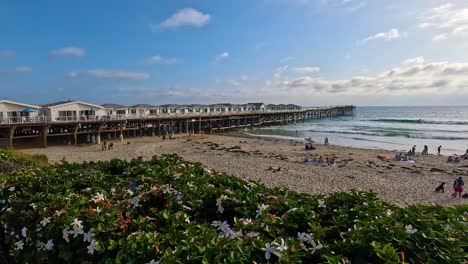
left=0, top=106, right=355, bottom=148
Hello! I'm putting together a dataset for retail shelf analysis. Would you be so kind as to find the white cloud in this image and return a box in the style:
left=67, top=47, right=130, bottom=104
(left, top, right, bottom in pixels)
left=67, top=71, right=80, bottom=78
left=50, top=47, right=86, bottom=57
left=419, top=3, right=468, bottom=41
left=362, top=28, right=401, bottom=43
left=216, top=52, right=229, bottom=61
left=402, top=57, right=425, bottom=65
left=279, top=57, right=468, bottom=96
left=0, top=50, right=16, bottom=58
left=0, top=66, right=32, bottom=75
left=144, top=55, right=180, bottom=65
left=295, top=66, right=320, bottom=74
left=152, top=8, right=211, bottom=31
left=228, top=75, right=249, bottom=86
left=15, top=67, right=33, bottom=73
left=274, top=65, right=289, bottom=78
left=432, top=34, right=448, bottom=42
left=68, top=69, right=150, bottom=80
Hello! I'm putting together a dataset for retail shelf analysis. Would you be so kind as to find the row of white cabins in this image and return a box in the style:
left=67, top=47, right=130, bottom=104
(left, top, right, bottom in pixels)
left=0, top=100, right=302, bottom=123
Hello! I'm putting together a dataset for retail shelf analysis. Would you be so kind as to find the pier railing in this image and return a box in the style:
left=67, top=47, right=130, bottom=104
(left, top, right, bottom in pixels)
left=0, top=106, right=355, bottom=125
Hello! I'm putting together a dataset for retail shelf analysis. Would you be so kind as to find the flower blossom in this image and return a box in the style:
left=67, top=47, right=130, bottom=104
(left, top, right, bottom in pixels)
left=40, top=217, right=52, bottom=227
left=273, top=238, right=288, bottom=252
left=216, top=198, right=224, bottom=214
left=261, top=243, right=276, bottom=260
left=8, top=186, right=15, bottom=191
left=318, top=200, right=326, bottom=208
left=44, top=239, right=54, bottom=250
left=21, top=227, right=27, bottom=238
left=87, top=239, right=98, bottom=255
left=63, top=228, right=71, bottom=242
left=131, top=197, right=140, bottom=208
left=14, top=240, right=24, bottom=251
left=405, top=224, right=418, bottom=235
left=83, top=231, right=96, bottom=243
left=255, top=204, right=268, bottom=218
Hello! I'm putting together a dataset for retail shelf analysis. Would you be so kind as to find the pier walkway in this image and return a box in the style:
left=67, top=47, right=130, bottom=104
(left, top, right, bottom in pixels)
left=0, top=106, right=355, bottom=148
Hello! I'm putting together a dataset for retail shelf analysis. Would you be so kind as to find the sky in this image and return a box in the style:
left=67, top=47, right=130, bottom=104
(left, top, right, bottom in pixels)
left=1, top=0, right=468, bottom=106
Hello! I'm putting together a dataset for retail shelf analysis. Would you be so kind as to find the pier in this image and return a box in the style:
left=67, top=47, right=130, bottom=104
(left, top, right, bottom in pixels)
left=0, top=106, right=355, bottom=148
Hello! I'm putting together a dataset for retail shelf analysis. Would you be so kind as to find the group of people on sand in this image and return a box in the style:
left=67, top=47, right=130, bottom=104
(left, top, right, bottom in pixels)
left=101, top=141, right=114, bottom=151
left=306, top=155, right=336, bottom=166
left=304, top=143, right=316, bottom=150
left=407, top=145, right=444, bottom=157
left=394, top=153, right=413, bottom=162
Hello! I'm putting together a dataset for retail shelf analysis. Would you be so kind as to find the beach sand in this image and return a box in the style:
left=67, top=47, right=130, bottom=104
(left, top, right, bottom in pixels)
left=22, top=133, right=468, bottom=207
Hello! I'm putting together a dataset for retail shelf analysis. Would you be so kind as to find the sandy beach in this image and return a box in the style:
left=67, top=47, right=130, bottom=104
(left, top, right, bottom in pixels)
left=23, top=133, right=468, bottom=207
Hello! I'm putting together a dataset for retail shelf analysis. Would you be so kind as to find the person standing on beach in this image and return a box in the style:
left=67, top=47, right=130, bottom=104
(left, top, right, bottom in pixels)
left=412, top=145, right=416, bottom=156
left=423, top=145, right=428, bottom=156
left=453, top=177, right=464, bottom=198
left=438, top=146, right=442, bottom=156
left=325, top=137, right=329, bottom=145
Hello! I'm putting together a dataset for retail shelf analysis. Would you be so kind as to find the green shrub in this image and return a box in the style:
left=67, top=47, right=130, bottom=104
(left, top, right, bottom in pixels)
left=0, top=154, right=467, bottom=263
left=0, top=149, right=48, bottom=174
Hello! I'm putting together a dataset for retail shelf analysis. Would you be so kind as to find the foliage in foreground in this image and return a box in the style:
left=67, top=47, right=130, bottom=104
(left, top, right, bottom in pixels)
left=0, top=153, right=467, bottom=263
left=0, top=149, right=48, bottom=174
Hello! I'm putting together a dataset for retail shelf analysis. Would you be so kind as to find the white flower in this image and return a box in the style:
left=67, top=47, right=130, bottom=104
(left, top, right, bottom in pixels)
left=83, top=231, right=96, bottom=243
left=92, top=192, right=106, bottom=203
left=273, top=238, right=288, bottom=252
left=69, top=225, right=84, bottom=238
left=216, top=198, right=224, bottom=214
left=261, top=243, right=276, bottom=260
left=95, top=207, right=102, bottom=214
left=241, top=218, right=253, bottom=226
left=40, top=217, right=51, bottom=227
left=255, top=204, right=268, bottom=218
left=309, top=239, right=323, bottom=253
left=318, top=200, right=326, bottom=208
left=71, top=218, right=83, bottom=228
left=385, top=209, right=393, bottom=216
left=135, top=184, right=144, bottom=191
left=246, top=231, right=260, bottom=238
left=14, top=240, right=24, bottom=250
left=87, top=239, right=98, bottom=255
left=362, top=202, right=368, bottom=206
left=405, top=224, right=418, bottom=235
left=35, top=241, right=44, bottom=249
left=131, top=197, right=140, bottom=208
left=297, top=232, right=308, bottom=242
left=287, top=208, right=298, bottom=213
left=147, top=260, right=160, bottom=264
left=8, top=186, right=15, bottom=191
left=110, top=187, right=116, bottom=195
left=21, top=227, right=27, bottom=238
left=63, top=228, right=70, bottom=242
left=44, top=239, right=54, bottom=250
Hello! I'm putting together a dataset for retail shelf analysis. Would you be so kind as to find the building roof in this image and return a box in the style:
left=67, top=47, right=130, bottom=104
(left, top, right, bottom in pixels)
left=42, top=100, right=104, bottom=109
left=130, top=104, right=157, bottom=108
left=247, top=102, right=265, bottom=107
left=102, top=103, right=128, bottom=109
left=0, top=100, right=40, bottom=109
left=159, top=104, right=183, bottom=108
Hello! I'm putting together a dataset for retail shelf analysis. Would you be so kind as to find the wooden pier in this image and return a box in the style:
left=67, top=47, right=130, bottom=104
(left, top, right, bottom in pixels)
left=0, top=106, right=355, bottom=148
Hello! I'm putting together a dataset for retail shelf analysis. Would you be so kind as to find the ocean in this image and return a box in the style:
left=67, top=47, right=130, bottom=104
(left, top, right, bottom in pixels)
left=248, top=106, right=468, bottom=155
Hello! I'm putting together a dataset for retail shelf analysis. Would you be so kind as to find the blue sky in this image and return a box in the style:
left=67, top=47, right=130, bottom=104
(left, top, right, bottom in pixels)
left=1, top=0, right=468, bottom=106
